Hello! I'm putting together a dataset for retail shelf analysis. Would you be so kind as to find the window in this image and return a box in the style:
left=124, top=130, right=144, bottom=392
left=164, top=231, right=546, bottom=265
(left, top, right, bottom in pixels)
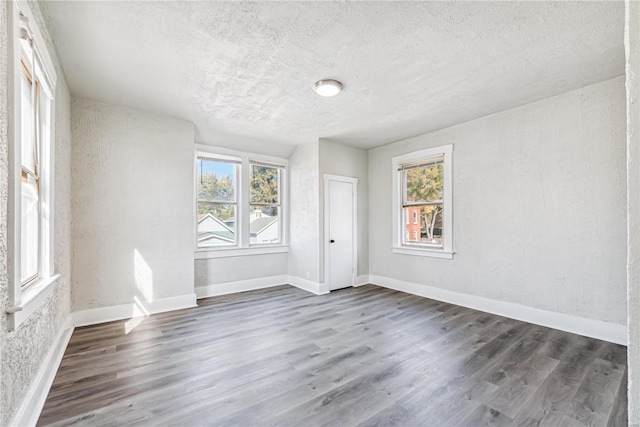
left=195, top=146, right=287, bottom=257
left=7, top=2, right=58, bottom=330
left=196, top=155, right=239, bottom=247
left=250, top=161, right=282, bottom=245
left=20, top=49, right=52, bottom=287
left=392, top=145, right=453, bottom=259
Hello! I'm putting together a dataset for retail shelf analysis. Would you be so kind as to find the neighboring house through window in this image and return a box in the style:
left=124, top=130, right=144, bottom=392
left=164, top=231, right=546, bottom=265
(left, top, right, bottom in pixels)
left=392, top=144, right=453, bottom=259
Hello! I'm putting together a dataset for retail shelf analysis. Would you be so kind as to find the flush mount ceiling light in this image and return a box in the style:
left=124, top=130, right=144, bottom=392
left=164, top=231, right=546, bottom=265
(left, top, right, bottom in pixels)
left=313, top=79, right=343, bottom=97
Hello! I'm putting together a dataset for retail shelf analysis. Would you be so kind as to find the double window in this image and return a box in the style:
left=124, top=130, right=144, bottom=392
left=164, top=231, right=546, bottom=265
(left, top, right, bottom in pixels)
left=196, top=148, right=286, bottom=252
left=392, top=145, right=453, bottom=259
left=7, top=2, right=58, bottom=330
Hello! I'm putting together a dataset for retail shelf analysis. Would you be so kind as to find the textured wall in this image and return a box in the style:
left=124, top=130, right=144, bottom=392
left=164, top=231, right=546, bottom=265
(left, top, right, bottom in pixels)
left=71, top=99, right=195, bottom=311
left=369, top=77, right=627, bottom=325
left=1, top=4, right=7, bottom=423
left=288, top=142, right=320, bottom=282
left=0, top=2, right=72, bottom=425
left=626, top=0, right=639, bottom=423
left=195, top=253, right=288, bottom=287
left=319, top=139, right=369, bottom=280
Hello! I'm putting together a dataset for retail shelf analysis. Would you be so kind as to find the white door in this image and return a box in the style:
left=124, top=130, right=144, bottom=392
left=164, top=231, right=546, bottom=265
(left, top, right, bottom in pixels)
left=327, top=178, right=355, bottom=291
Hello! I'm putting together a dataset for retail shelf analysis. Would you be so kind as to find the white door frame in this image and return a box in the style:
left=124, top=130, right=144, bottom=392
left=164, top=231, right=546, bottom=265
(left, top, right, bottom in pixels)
left=323, top=174, right=358, bottom=291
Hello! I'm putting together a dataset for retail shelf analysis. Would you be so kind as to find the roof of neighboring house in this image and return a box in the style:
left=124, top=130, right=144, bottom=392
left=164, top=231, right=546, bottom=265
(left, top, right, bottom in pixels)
left=198, top=231, right=234, bottom=243
left=198, top=213, right=224, bottom=223
left=250, top=216, right=278, bottom=235
left=198, top=213, right=234, bottom=230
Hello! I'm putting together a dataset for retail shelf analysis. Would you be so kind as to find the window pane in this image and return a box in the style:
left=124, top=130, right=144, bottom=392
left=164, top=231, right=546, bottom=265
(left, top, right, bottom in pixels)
left=197, top=203, right=236, bottom=247
left=403, top=163, right=443, bottom=204
left=21, top=174, right=39, bottom=283
left=403, top=204, right=443, bottom=247
left=197, top=158, right=236, bottom=202
left=21, top=72, right=36, bottom=172
left=250, top=164, right=279, bottom=204
left=250, top=205, right=279, bottom=244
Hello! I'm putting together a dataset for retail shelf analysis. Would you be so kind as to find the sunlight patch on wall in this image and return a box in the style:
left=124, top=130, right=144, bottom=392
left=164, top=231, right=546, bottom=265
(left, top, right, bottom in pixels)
left=134, top=249, right=154, bottom=302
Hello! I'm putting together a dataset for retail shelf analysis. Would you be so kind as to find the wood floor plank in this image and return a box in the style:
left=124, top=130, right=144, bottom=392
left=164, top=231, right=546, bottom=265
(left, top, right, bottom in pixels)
left=37, top=284, right=628, bottom=426
left=568, top=358, right=626, bottom=426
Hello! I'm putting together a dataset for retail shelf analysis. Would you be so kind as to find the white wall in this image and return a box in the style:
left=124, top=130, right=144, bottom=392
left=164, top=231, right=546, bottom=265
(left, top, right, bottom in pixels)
left=195, top=253, right=288, bottom=288
left=369, top=76, right=627, bottom=326
left=626, top=0, right=639, bottom=422
left=0, top=2, right=72, bottom=424
left=319, top=139, right=369, bottom=281
left=71, top=99, right=195, bottom=311
left=288, top=142, right=320, bottom=283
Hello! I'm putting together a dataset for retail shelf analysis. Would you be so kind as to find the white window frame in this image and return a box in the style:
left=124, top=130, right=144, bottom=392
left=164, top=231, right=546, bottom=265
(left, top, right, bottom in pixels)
left=6, top=1, right=59, bottom=331
left=195, top=152, right=241, bottom=248
left=392, top=144, right=454, bottom=259
left=249, top=160, right=284, bottom=246
left=194, top=144, right=288, bottom=259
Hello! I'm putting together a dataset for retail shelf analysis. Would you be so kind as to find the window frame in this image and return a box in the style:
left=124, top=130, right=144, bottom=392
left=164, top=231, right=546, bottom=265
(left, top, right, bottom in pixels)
left=249, top=160, right=283, bottom=246
left=194, top=145, right=288, bottom=259
left=195, top=153, right=241, bottom=248
left=391, top=144, right=454, bottom=259
left=6, top=0, right=59, bottom=331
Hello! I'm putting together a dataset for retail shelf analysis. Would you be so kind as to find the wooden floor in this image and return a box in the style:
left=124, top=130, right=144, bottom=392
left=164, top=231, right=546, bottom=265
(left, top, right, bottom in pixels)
left=38, top=285, right=627, bottom=426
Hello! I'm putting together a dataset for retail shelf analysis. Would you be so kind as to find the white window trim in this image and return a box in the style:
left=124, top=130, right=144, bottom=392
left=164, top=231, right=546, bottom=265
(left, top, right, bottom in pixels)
left=391, top=144, right=454, bottom=260
left=194, top=144, right=289, bottom=259
left=6, top=0, right=59, bottom=331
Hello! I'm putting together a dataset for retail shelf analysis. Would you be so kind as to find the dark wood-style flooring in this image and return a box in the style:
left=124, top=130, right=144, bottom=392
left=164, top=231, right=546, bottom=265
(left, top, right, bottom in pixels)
left=38, top=285, right=628, bottom=426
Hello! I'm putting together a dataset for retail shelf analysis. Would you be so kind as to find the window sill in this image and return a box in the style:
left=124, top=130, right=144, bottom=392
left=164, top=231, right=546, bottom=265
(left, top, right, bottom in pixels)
left=195, top=245, right=289, bottom=259
left=7, top=274, right=60, bottom=331
left=392, top=247, right=455, bottom=259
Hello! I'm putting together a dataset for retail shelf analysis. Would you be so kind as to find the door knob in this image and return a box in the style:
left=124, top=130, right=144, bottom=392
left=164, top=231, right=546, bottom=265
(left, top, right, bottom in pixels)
left=330, top=239, right=335, bottom=243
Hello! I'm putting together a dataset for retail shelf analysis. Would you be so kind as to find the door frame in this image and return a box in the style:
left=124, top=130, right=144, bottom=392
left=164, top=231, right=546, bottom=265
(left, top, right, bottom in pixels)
left=323, top=174, right=358, bottom=291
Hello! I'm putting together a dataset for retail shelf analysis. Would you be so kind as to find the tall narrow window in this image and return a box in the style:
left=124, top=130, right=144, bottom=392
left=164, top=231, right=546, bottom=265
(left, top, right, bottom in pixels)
left=196, top=155, right=239, bottom=247
left=392, top=145, right=453, bottom=259
left=20, top=62, right=39, bottom=286
left=250, top=161, right=282, bottom=245
left=8, top=3, right=58, bottom=331
left=19, top=35, right=53, bottom=286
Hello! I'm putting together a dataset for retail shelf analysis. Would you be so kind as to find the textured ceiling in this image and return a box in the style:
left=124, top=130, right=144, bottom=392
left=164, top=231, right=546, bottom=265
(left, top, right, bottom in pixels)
left=41, top=1, right=624, bottom=155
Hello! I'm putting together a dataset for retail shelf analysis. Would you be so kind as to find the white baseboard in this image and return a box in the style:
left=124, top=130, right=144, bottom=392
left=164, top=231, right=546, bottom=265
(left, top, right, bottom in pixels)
left=10, top=316, right=74, bottom=427
left=288, top=275, right=328, bottom=295
left=369, top=275, right=627, bottom=345
left=196, top=275, right=289, bottom=299
left=356, top=275, right=370, bottom=287
left=72, top=293, right=197, bottom=327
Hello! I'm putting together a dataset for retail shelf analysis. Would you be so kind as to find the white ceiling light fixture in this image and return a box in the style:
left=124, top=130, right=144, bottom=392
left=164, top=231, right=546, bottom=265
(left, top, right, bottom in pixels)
left=313, top=79, right=343, bottom=97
